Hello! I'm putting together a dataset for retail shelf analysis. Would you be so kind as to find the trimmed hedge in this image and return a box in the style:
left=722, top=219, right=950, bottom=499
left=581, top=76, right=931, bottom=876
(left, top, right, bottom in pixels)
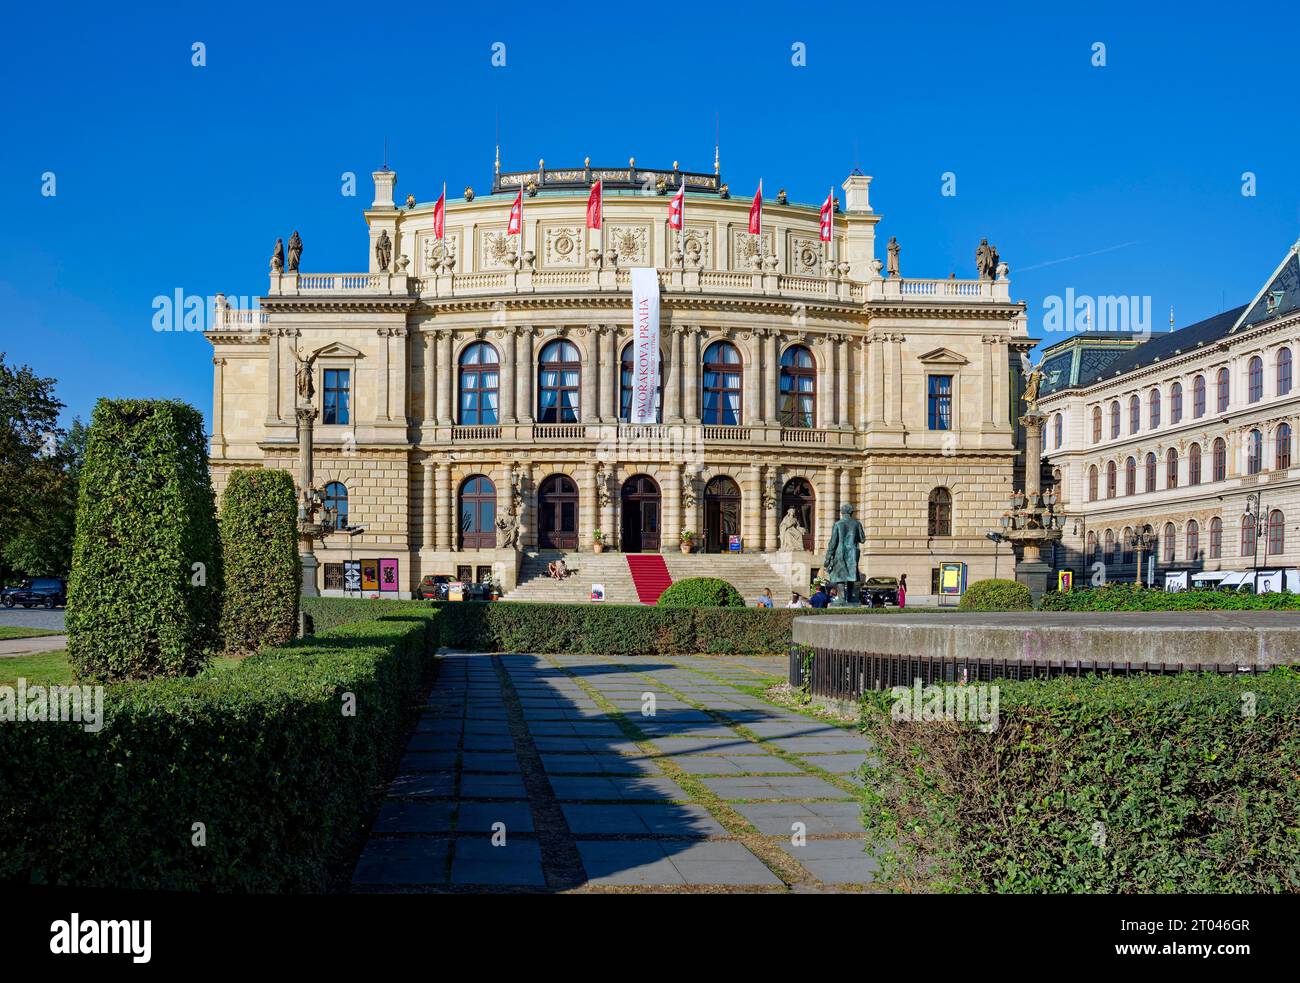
left=302, top=597, right=436, bottom=632
left=859, top=670, right=1300, bottom=893
left=219, top=468, right=301, bottom=654
left=958, top=578, right=1032, bottom=612
left=0, top=610, right=436, bottom=891
left=66, top=399, right=222, bottom=682
left=1041, top=583, right=1300, bottom=611
left=657, top=576, right=745, bottom=608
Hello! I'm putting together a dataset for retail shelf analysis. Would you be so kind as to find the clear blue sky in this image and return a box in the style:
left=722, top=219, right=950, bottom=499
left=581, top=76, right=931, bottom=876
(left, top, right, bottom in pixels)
left=3, top=0, right=1298, bottom=429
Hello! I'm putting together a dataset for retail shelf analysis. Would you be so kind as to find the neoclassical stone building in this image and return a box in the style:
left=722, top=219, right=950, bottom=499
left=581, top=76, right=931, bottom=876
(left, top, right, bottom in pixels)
left=206, top=159, right=1032, bottom=596
left=1040, top=240, right=1300, bottom=584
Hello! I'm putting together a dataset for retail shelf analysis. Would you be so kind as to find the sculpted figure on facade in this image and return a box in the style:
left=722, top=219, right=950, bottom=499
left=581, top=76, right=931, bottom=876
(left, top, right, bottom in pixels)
left=271, top=237, right=285, bottom=272
left=375, top=229, right=392, bottom=272
left=295, top=348, right=317, bottom=403
left=287, top=231, right=302, bottom=272
left=886, top=237, right=900, bottom=277
left=495, top=513, right=520, bottom=550
left=976, top=238, right=1000, bottom=280
left=823, top=503, right=866, bottom=601
left=778, top=508, right=807, bottom=552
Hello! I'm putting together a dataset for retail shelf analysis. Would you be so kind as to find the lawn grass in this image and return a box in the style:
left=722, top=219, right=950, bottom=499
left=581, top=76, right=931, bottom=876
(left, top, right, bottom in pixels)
left=0, top=626, right=64, bottom=640
left=0, top=650, right=244, bottom=687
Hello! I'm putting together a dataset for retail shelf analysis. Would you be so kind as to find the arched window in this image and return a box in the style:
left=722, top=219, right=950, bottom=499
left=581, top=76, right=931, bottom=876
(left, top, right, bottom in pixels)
left=1241, top=513, right=1256, bottom=557
left=458, top=475, right=497, bottom=549
left=777, top=345, right=816, bottom=428
left=323, top=481, right=348, bottom=531
left=1278, top=423, right=1292, bottom=470
left=1278, top=347, right=1293, bottom=396
left=1106, top=461, right=1117, bottom=498
left=1216, top=367, right=1230, bottom=412
left=1053, top=413, right=1063, bottom=448
left=1163, top=522, right=1176, bottom=563
left=1129, top=395, right=1141, bottom=434
left=1149, top=389, right=1161, bottom=428
left=928, top=487, right=952, bottom=537
left=1186, top=520, right=1200, bottom=560
left=1088, top=465, right=1098, bottom=501
left=1104, top=529, right=1115, bottom=564
left=537, top=339, right=581, bottom=423
left=1212, top=437, right=1227, bottom=481
left=1193, top=374, right=1206, bottom=418
left=1248, top=356, right=1264, bottom=403
left=619, top=342, right=663, bottom=423
left=1166, top=447, right=1179, bottom=489
left=1145, top=452, right=1157, bottom=493
left=1268, top=509, right=1285, bottom=555
left=1122, top=527, right=1135, bottom=565
left=1246, top=429, right=1263, bottom=475
left=1124, top=456, right=1136, bottom=496
left=1110, top=401, right=1121, bottom=439
left=1189, top=442, right=1202, bottom=485
left=1209, top=516, right=1223, bottom=559
left=1170, top=382, right=1183, bottom=423
left=1086, top=530, right=1097, bottom=562
left=1091, top=407, right=1102, bottom=443
left=702, top=341, right=743, bottom=425
left=458, top=341, right=500, bottom=425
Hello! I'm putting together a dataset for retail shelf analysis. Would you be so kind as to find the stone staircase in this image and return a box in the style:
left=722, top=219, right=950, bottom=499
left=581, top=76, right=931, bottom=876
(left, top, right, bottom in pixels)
left=502, top=549, right=788, bottom=605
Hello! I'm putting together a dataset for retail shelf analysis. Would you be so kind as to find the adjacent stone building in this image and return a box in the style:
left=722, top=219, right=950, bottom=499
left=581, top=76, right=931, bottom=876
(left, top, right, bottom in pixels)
left=1039, top=240, right=1300, bottom=585
left=206, top=160, right=1032, bottom=597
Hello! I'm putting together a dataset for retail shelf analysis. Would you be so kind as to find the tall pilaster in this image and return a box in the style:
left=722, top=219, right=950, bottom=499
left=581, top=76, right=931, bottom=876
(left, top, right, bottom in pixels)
left=869, top=334, right=885, bottom=424
left=436, top=329, right=453, bottom=425
left=435, top=462, right=452, bottom=550
left=501, top=328, right=518, bottom=424
left=665, top=326, right=683, bottom=423
left=423, top=460, right=436, bottom=548
left=517, top=327, right=535, bottom=424
left=836, top=335, right=851, bottom=428
left=581, top=329, right=598, bottom=424
left=764, top=330, right=780, bottom=425
left=423, top=331, right=436, bottom=425
left=764, top=464, right=780, bottom=551
left=599, top=325, right=617, bottom=422
left=684, top=326, right=701, bottom=423
left=742, top=333, right=759, bottom=425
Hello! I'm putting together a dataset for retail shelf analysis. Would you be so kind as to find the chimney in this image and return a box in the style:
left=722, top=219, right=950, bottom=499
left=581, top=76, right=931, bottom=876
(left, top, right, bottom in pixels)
left=372, top=169, right=397, bottom=209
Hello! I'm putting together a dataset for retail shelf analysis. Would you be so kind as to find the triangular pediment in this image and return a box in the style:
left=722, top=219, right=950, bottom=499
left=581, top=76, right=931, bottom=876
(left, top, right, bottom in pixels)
left=917, top=347, right=969, bottom=365
left=311, top=342, right=364, bottom=359
left=1233, top=244, right=1300, bottom=333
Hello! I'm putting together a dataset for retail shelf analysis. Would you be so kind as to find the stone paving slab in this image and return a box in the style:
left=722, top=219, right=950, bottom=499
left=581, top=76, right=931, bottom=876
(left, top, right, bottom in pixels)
left=547, top=776, right=685, bottom=801
left=733, top=801, right=866, bottom=836
left=778, top=838, right=881, bottom=885
left=701, top=776, right=855, bottom=801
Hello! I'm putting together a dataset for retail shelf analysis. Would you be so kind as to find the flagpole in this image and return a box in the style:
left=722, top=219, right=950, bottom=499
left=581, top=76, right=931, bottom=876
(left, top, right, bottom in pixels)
left=441, top=181, right=446, bottom=241
left=830, top=186, right=836, bottom=270
left=679, top=180, right=685, bottom=268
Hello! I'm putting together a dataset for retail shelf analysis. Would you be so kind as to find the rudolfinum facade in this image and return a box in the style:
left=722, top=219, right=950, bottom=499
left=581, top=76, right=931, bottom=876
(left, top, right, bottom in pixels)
left=205, top=160, right=1033, bottom=597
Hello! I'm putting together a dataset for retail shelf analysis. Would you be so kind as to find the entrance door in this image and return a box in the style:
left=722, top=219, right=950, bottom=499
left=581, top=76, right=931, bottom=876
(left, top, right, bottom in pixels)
left=703, top=476, right=741, bottom=553
left=459, top=475, right=497, bottom=549
left=537, top=474, right=579, bottom=549
left=780, top=477, right=816, bottom=551
left=620, top=474, right=661, bottom=552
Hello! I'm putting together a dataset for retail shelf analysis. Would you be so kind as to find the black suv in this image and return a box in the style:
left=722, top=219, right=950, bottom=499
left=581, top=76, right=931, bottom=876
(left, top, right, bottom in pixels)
left=2, top=577, right=67, bottom=609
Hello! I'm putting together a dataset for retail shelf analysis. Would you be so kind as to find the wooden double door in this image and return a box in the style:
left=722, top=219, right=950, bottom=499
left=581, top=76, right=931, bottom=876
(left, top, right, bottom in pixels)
left=620, top=474, right=661, bottom=552
left=703, top=476, right=741, bottom=553
left=537, top=474, right=578, bottom=549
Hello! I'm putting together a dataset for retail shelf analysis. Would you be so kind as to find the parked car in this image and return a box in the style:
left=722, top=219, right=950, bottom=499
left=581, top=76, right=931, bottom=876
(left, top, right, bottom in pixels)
left=415, top=575, right=452, bottom=601
left=2, top=576, right=67, bottom=609
left=860, top=576, right=899, bottom=607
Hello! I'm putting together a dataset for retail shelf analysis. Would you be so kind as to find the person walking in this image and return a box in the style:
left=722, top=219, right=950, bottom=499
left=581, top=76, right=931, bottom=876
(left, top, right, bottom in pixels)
left=898, top=573, right=907, bottom=608
left=808, top=585, right=830, bottom=608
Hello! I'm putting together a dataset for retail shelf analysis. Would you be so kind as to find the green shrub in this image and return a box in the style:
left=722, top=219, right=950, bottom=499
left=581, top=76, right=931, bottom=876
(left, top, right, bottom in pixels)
left=1040, top=583, right=1300, bottom=611
left=66, top=399, right=222, bottom=682
left=657, top=576, right=746, bottom=608
left=0, top=609, right=437, bottom=891
left=958, top=578, right=1032, bottom=611
left=219, top=468, right=300, bottom=654
left=302, top=596, right=434, bottom=632
left=858, top=670, right=1300, bottom=893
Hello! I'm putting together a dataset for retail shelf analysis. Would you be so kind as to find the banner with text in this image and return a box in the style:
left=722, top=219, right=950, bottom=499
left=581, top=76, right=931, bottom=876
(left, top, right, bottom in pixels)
left=630, top=267, right=661, bottom=424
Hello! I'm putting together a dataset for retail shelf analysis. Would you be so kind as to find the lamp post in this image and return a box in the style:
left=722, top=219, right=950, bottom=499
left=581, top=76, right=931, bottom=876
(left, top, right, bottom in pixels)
left=1000, top=408, right=1065, bottom=603
left=1126, top=523, right=1157, bottom=587
left=1245, top=493, right=1264, bottom=591
left=295, top=395, right=342, bottom=597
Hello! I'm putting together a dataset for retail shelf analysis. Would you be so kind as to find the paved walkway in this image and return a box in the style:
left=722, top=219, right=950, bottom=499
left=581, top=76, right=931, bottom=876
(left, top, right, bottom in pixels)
left=352, top=653, right=882, bottom=892
left=0, top=634, right=67, bottom=657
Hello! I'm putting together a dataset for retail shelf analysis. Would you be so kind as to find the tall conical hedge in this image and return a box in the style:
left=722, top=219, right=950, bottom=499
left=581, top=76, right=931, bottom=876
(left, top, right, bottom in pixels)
left=220, top=468, right=300, bottom=654
left=66, top=399, right=222, bottom=681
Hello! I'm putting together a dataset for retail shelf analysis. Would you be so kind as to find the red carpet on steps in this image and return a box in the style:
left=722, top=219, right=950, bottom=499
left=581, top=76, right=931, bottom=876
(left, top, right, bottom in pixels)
left=626, top=554, right=673, bottom=604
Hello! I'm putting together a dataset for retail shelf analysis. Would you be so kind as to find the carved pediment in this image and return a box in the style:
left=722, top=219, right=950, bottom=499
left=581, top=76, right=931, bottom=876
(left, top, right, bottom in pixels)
left=311, top=342, right=364, bottom=359
left=917, top=347, right=969, bottom=366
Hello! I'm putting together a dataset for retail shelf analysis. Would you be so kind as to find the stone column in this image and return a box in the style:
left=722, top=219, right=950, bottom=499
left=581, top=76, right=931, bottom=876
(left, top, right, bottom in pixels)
left=980, top=335, right=995, bottom=427
left=517, top=327, right=535, bottom=424
left=858, top=335, right=870, bottom=430
left=423, top=331, right=436, bottom=425
left=765, top=465, right=780, bottom=551
left=501, top=328, right=518, bottom=424
left=869, top=334, right=885, bottom=424
left=764, top=330, right=780, bottom=425
left=376, top=328, right=392, bottom=422
left=817, top=467, right=835, bottom=551
left=684, top=326, right=701, bottom=423
left=446, top=466, right=459, bottom=551
left=435, top=462, right=452, bottom=550
left=600, top=325, right=618, bottom=422
left=663, top=466, right=681, bottom=552
left=423, top=460, right=436, bottom=548
left=436, top=330, right=453, bottom=425
left=267, top=329, right=281, bottom=424
left=394, top=327, right=409, bottom=423
left=742, top=334, right=759, bottom=425
left=581, top=330, right=598, bottom=424
left=993, top=338, right=1009, bottom=428
left=817, top=339, right=833, bottom=428
left=837, top=335, right=850, bottom=428
left=212, top=357, right=226, bottom=453
left=599, top=465, right=616, bottom=546
left=839, top=466, right=852, bottom=511
left=665, top=326, right=683, bottom=423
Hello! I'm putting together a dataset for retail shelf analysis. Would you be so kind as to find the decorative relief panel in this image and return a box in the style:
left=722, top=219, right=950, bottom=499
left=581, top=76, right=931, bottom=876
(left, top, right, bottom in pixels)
left=788, top=233, right=823, bottom=275
left=477, top=225, right=514, bottom=271
left=681, top=224, right=712, bottom=268
left=420, top=230, right=462, bottom=274
left=542, top=225, right=586, bottom=267
left=606, top=224, right=650, bottom=266
left=730, top=227, right=776, bottom=270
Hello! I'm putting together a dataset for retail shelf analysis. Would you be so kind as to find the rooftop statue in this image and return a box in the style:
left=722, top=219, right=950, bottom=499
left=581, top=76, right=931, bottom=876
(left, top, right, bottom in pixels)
left=287, top=231, right=302, bottom=272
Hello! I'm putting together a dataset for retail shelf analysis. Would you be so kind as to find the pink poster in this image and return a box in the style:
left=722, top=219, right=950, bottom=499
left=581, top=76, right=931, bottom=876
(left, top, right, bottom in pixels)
left=379, top=558, right=400, bottom=593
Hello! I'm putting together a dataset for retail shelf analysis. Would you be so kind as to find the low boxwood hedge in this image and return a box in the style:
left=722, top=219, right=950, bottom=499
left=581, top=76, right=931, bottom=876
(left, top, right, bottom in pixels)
left=958, top=578, right=1032, bottom=611
left=0, top=610, right=436, bottom=892
left=657, top=577, right=745, bottom=608
left=859, top=670, right=1300, bottom=893
left=1041, top=583, right=1300, bottom=611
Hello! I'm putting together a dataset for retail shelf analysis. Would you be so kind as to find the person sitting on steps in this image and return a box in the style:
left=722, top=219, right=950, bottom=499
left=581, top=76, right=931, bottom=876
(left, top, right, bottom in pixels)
left=547, top=558, right=568, bottom=580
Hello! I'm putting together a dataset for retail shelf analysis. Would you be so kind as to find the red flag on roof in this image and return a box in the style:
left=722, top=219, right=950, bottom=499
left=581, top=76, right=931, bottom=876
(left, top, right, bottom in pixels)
left=586, top=179, right=603, bottom=230
left=668, top=180, right=685, bottom=230
left=433, top=183, right=446, bottom=240
left=748, top=180, right=763, bottom=236
left=507, top=186, right=523, bottom=236
left=819, top=188, right=834, bottom=243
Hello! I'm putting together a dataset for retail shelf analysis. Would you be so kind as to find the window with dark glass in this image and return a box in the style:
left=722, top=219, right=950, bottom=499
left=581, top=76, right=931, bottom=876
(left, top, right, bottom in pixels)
left=1104, top=529, right=1115, bottom=563
left=1209, top=517, right=1222, bottom=558
left=1186, top=520, right=1199, bottom=560
left=1110, top=401, right=1120, bottom=438
left=1149, top=389, right=1161, bottom=428
left=1248, top=356, right=1263, bottom=403
left=1212, top=437, right=1226, bottom=481
left=458, top=342, right=500, bottom=425
left=619, top=343, right=663, bottom=422
left=1189, top=442, right=1202, bottom=484
left=1193, top=375, right=1206, bottom=417
left=927, top=374, right=953, bottom=431
left=458, top=475, right=497, bottom=549
left=1166, top=447, right=1178, bottom=489
left=1088, top=466, right=1098, bottom=501
left=1278, top=423, right=1292, bottom=470
left=1130, top=395, right=1141, bottom=434
left=1122, top=528, right=1134, bottom=565
left=1145, top=452, right=1157, bottom=493
left=702, top=341, right=742, bottom=426
left=323, top=369, right=350, bottom=425
left=537, top=340, right=581, bottom=423
left=1170, top=382, right=1183, bottom=423
left=1268, top=510, right=1285, bottom=555
left=323, top=481, right=348, bottom=530
left=778, top=345, right=816, bottom=428
left=927, top=487, right=952, bottom=537
left=1053, top=413, right=1063, bottom=448
left=1241, top=513, right=1256, bottom=557
left=1247, top=429, right=1262, bottom=475
left=1106, top=461, right=1116, bottom=498
left=1163, top=523, right=1176, bottom=563
left=1216, top=367, right=1229, bottom=412
left=1278, top=348, right=1293, bottom=396
left=1091, top=407, right=1102, bottom=443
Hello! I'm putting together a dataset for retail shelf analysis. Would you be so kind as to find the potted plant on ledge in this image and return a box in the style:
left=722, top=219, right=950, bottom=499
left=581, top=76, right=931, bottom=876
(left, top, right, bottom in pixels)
left=592, top=530, right=606, bottom=554
left=679, top=530, right=696, bottom=554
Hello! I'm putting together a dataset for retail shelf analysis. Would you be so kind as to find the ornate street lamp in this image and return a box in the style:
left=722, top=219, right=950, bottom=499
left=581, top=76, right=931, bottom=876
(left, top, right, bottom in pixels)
left=1125, top=523, right=1157, bottom=586
left=1000, top=369, right=1066, bottom=601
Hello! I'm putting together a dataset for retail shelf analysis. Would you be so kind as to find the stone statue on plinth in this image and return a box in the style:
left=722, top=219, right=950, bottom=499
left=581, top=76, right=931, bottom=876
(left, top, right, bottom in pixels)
left=287, top=231, right=303, bottom=272
left=886, top=237, right=900, bottom=278
left=1020, top=351, right=1045, bottom=411
left=822, top=503, right=865, bottom=605
left=495, top=513, right=520, bottom=550
left=295, top=348, right=317, bottom=403
left=778, top=508, right=806, bottom=552
left=976, top=238, right=999, bottom=280
left=271, top=237, right=285, bottom=272
left=375, top=229, right=392, bottom=272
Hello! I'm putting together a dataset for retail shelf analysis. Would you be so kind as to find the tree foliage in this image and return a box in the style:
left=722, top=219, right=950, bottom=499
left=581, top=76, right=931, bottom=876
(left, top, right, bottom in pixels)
left=220, top=468, right=301, bottom=654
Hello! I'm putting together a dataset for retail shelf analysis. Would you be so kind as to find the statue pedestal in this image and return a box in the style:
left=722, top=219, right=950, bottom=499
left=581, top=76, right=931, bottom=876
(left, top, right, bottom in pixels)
left=300, top=551, right=320, bottom=597
left=1014, top=556, right=1052, bottom=605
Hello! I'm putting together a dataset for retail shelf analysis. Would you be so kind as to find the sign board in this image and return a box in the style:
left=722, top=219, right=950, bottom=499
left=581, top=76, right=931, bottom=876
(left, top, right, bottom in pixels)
left=1057, top=570, right=1073, bottom=593
left=361, top=560, right=379, bottom=592
left=343, top=561, right=361, bottom=593
left=590, top=583, right=606, bottom=603
left=938, top=562, right=966, bottom=607
left=728, top=535, right=741, bottom=553
left=379, top=558, right=400, bottom=593
left=629, top=268, right=661, bottom=424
